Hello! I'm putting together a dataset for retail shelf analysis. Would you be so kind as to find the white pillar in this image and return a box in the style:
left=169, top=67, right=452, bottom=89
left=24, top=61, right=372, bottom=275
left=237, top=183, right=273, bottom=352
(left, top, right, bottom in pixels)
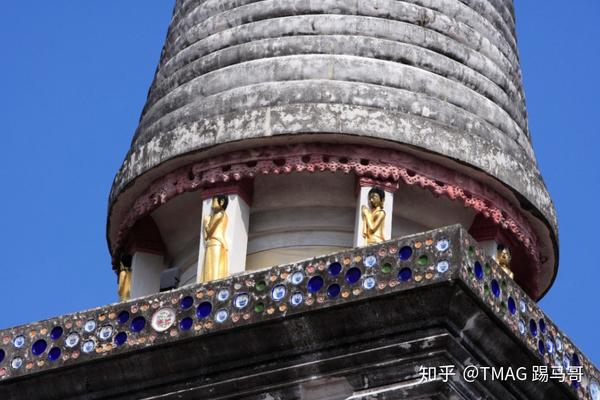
left=468, top=215, right=515, bottom=279
left=197, top=185, right=252, bottom=283
left=130, top=252, right=164, bottom=298
left=479, top=240, right=499, bottom=261
left=353, top=180, right=396, bottom=247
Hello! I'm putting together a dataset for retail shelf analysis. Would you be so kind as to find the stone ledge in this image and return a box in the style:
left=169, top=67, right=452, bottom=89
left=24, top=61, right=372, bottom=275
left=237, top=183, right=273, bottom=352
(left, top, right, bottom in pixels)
left=0, top=225, right=595, bottom=400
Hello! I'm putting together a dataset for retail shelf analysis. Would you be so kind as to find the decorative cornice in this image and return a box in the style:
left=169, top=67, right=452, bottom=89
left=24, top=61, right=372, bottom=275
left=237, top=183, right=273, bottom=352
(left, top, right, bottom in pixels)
left=200, top=179, right=254, bottom=206
left=113, top=144, right=540, bottom=295
left=356, top=176, right=400, bottom=193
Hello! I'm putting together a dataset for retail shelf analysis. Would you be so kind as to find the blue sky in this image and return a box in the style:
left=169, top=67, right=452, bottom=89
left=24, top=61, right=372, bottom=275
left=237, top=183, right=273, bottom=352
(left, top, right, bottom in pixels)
left=0, top=1, right=598, bottom=365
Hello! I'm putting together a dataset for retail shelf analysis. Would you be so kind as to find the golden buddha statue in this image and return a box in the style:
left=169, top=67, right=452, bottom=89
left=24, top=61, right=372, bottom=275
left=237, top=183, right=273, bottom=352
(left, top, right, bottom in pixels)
left=361, top=187, right=387, bottom=245
left=496, top=245, right=514, bottom=279
left=201, top=195, right=229, bottom=282
left=117, top=258, right=132, bottom=301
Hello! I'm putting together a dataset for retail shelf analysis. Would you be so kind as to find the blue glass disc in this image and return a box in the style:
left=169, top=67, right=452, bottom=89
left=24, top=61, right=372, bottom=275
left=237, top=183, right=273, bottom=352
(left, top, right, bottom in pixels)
left=529, top=319, right=538, bottom=337
left=31, top=339, right=47, bottom=356
left=307, top=276, right=324, bottom=292
left=0, top=349, right=5, bottom=364
left=345, top=267, right=361, bottom=284
left=538, top=339, right=545, bottom=355
left=48, top=347, right=61, bottom=362
left=114, top=332, right=127, bottom=346
left=117, top=311, right=130, bottom=324
left=507, top=297, right=516, bottom=315
left=491, top=279, right=501, bottom=297
left=399, top=246, right=413, bottom=261
left=179, top=317, right=193, bottom=331
left=398, top=267, right=412, bottom=282
left=50, top=326, right=63, bottom=341
left=130, top=316, right=146, bottom=333
left=474, top=262, right=484, bottom=280
left=327, top=284, right=341, bottom=298
left=328, top=262, right=342, bottom=276
left=539, top=319, right=546, bottom=334
left=196, top=302, right=213, bottom=319
left=180, top=296, right=194, bottom=310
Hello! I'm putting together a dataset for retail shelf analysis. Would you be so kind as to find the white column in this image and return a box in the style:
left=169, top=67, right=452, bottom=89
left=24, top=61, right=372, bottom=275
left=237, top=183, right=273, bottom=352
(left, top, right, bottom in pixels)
left=353, top=185, right=394, bottom=247
left=197, top=194, right=250, bottom=282
left=130, top=252, right=164, bottom=298
left=468, top=215, right=515, bottom=279
left=479, top=240, right=499, bottom=261
left=480, top=239, right=514, bottom=279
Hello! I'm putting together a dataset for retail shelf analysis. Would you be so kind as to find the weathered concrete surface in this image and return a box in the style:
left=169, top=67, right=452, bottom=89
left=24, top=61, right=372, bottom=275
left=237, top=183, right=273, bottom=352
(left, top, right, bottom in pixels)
left=107, top=0, right=557, bottom=283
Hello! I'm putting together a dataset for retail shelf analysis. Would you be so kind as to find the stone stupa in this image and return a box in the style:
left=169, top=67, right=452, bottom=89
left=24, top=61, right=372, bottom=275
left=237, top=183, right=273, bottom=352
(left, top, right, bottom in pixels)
left=1, top=1, right=597, bottom=399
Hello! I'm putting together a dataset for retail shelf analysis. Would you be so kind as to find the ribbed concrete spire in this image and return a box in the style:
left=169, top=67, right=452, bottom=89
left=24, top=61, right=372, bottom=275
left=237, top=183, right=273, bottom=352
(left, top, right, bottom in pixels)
left=108, top=0, right=557, bottom=295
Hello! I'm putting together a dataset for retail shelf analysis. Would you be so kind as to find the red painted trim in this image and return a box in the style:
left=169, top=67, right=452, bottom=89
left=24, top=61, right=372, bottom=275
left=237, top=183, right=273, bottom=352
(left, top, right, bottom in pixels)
left=469, top=214, right=506, bottom=243
left=112, top=144, right=540, bottom=295
left=200, top=179, right=254, bottom=205
left=125, top=216, right=167, bottom=257
left=357, top=176, right=400, bottom=192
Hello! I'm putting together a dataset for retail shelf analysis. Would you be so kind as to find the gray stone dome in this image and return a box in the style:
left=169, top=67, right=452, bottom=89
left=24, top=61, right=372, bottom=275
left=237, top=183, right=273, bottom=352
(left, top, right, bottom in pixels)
left=108, top=0, right=557, bottom=295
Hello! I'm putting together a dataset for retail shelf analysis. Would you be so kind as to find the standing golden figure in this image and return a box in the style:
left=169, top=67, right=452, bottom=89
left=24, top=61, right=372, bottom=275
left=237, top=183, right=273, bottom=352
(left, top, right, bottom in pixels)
left=496, top=245, right=514, bottom=279
left=201, top=195, right=229, bottom=282
left=361, top=187, right=387, bottom=245
left=117, top=256, right=132, bottom=301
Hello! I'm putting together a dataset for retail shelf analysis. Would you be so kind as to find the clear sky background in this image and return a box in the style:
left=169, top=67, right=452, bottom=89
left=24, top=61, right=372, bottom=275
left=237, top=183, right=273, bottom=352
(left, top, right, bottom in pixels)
left=0, top=1, right=598, bottom=365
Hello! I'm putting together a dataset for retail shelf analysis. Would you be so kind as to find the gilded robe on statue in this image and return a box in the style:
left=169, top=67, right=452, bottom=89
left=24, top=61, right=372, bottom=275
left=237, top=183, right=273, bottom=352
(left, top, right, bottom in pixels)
left=202, top=195, right=229, bottom=282
left=361, top=187, right=387, bottom=245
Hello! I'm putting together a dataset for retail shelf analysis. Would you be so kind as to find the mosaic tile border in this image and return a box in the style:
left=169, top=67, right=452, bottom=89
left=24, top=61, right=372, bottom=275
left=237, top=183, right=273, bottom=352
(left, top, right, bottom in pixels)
left=460, top=234, right=599, bottom=400
left=0, top=225, right=596, bottom=400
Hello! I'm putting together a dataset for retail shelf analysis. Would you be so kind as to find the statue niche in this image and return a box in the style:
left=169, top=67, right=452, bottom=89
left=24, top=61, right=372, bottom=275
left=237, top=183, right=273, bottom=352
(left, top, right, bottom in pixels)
left=496, top=244, right=514, bottom=279
left=361, top=187, right=387, bottom=245
left=202, top=195, right=229, bottom=282
left=117, top=255, right=132, bottom=302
